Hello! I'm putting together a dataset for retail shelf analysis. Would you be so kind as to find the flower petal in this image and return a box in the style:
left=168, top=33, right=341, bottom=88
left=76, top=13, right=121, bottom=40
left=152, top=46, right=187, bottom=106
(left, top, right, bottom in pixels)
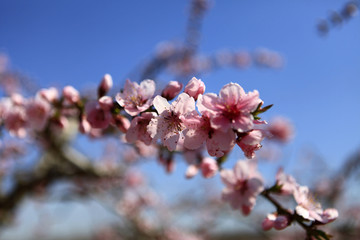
left=153, top=95, right=171, bottom=114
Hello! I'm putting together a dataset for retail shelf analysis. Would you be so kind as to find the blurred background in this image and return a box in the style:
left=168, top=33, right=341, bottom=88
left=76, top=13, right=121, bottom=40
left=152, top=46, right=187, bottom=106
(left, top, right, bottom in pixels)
left=0, top=0, right=360, bottom=239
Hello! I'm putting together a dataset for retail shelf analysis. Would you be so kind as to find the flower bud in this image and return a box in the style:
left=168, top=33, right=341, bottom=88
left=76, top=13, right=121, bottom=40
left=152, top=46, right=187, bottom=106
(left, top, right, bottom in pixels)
left=262, top=214, right=276, bottom=231
left=200, top=157, right=218, bottom=178
left=63, top=85, right=80, bottom=104
left=98, top=96, right=113, bottom=111
left=184, top=77, right=205, bottom=100
left=161, top=81, right=182, bottom=100
left=262, top=213, right=277, bottom=231
left=98, top=74, right=113, bottom=98
left=274, top=215, right=289, bottom=230
left=38, top=87, right=59, bottom=103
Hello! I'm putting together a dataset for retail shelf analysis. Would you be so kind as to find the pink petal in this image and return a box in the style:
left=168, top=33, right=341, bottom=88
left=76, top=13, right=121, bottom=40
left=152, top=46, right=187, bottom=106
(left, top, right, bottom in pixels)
left=153, top=95, right=171, bottom=114
left=183, top=128, right=206, bottom=150
left=296, top=205, right=312, bottom=221
left=247, top=178, right=264, bottom=195
left=220, top=169, right=237, bottom=188
left=233, top=160, right=250, bottom=180
left=139, top=79, right=156, bottom=100
left=219, top=82, right=245, bottom=106
left=172, top=93, right=195, bottom=115
left=206, top=128, right=235, bottom=157
left=237, top=90, right=261, bottom=112
left=163, top=132, right=181, bottom=152
left=197, top=93, right=219, bottom=114
left=232, top=114, right=254, bottom=132
left=210, top=115, right=231, bottom=132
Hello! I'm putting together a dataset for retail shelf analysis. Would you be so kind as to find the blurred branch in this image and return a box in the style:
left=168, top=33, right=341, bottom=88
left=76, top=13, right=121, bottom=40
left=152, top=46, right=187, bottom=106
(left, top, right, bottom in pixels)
left=0, top=134, right=123, bottom=226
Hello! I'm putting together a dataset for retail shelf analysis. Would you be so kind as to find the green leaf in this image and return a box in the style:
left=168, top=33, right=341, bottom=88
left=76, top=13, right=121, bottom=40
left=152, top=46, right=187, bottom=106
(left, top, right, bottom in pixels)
left=312, top=229, right=332, bottom=240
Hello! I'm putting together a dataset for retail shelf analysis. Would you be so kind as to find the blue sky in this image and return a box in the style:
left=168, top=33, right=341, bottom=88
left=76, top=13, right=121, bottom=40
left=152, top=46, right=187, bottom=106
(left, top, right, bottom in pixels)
left=1, top=0, right=359, bottom=168
left=1, top=0, right=360, bottom=238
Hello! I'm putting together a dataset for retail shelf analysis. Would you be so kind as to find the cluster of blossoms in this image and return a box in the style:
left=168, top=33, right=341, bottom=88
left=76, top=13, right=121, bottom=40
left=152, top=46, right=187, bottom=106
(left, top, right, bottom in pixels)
left=0, top=74, right=338, bottom=238
left=260, top=168, right=338, bottom=232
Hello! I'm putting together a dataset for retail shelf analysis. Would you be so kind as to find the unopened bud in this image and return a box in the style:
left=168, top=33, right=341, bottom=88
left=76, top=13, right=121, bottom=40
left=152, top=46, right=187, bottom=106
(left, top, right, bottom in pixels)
left=63, top=85, right=80, bottom=104
left=98, top=74, right=113, bottom=98
left=161, top=81, right=183, bottom=100
left=184, top=77, right=205, bottom=100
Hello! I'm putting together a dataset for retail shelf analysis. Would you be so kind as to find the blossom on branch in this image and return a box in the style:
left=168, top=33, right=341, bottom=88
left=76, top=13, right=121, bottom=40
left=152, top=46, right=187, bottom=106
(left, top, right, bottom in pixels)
left=116, top=79, right=155, bottom=116
left=197, top=82, right=262, bottom=133
left=148, top=93, right=196, bottom=151
left=221, top=159, right=264, bottom=215
left=294, top=185, right=338, bottom=223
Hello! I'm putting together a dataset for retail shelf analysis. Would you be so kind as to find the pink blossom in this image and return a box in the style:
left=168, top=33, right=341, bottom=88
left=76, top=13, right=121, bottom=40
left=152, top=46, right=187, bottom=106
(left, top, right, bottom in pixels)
left=161, top=80, right=183, bottom=100
left=147, top=93, right=196, bottom=151
left=11, top=93, right=24, bottom=106
left=37, top=87, right=59, bottom=103
left=98, top=74, right=113, bottom=97
left=294, top=186, right=323, bottom=221
left=237, top=129, right=265, bottom=159
left=0, top=98, right=12, bottom=123
left=124, top=170, right=144, bottom=188
left=4, top=107, right=27, bottom=138
left=116, top=79, right=155, bottom=116
left=275, top=168, right=298, bottom=195
left=183, top=113, right=236, bottom=157
left=63, top=85, right=80, bottom=104
left=197, top=82, right=262, bottom=133
left=220, top=159, right=264, bottom=215
left=184, top=77, right=205, bottom=100
left=294, top=186, right=338, bottom=223
left=25, top=97, right=51, bottom=131
left=126, top=112, right=155, bottom=145
left=266, top=117, right=294, bottom=143
left=85, top=101, right=112, bottom=129
left=200, top=157, right=218, bottom=178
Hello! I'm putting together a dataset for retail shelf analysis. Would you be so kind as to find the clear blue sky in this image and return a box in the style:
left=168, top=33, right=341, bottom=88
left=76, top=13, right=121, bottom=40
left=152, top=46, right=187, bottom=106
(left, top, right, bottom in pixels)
left=1, top=0, right=360, bottom=238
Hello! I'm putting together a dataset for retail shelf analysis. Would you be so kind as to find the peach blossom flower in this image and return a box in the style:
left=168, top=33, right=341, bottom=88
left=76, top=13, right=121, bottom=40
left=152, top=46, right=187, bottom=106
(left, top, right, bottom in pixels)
left=37, top=87, right=59, bottom=103
left=266, top=117, right=294, bottom=143
left=183, top=112, right=236, bottom=157
left=116, top=79, right=155, bottom=116
left=85, top=100, right=112, bottom=129
left=221, top=159, right=264, bottom=215
left=294, top=185, right=338, bottom=223
left=63, top=85, right=80, bottom=104
left=147, top=93, right=196, bottom=151
left=25, top=97, right=51, bottom=131
left=4, top=107, right=27, bottom=138
left=197, top=82, right=261, bottom=133
left=126, top=112, right=155, bottom=145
